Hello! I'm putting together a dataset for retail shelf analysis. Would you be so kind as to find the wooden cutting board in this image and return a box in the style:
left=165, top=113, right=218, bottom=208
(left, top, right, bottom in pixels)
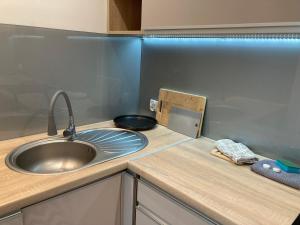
left=210, top=149, right=234, bottom=163
left=156, top=89, right=206, bottom=137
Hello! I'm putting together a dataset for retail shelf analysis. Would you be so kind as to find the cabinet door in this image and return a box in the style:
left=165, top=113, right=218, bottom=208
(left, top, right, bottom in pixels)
left=137, top=180, right=217, bottom=225
left=142, top=0, right=300, bottom=29
left=0, top=0, right=108, bottom=33
left=0, top=212, right=23, bottom=225
left=22, top=174, right=122, bottom=225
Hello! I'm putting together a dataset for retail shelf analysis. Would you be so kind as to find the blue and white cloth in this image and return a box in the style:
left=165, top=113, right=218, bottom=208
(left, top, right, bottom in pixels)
left=216, top=139, right=258, bottom=165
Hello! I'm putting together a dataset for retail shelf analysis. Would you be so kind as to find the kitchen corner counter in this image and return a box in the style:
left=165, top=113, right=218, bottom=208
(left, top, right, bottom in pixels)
left=0, top=121, right=300, bottom=225
left=128, top=138, right=300, bottom=225
left=0, top=121, right=190, bottom=217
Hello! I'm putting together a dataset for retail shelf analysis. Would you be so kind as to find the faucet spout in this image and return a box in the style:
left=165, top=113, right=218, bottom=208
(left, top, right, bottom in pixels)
left=48, top=90, right=76, bottom=138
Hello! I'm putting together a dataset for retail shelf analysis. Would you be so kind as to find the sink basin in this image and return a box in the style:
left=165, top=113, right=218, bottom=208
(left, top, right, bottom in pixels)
left=6, top=128, right=148, bottom=175
left=6, top=140, right=97, bottom=174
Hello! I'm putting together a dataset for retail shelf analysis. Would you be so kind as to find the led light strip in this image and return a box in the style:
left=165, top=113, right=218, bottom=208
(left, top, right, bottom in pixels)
left=143, top=33, right=300, bottom=39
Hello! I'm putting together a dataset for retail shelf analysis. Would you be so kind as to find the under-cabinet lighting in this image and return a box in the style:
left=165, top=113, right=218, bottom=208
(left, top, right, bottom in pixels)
left=142, top=34, right=300, bottom=48
left=143, top=33, right=300, bottom=40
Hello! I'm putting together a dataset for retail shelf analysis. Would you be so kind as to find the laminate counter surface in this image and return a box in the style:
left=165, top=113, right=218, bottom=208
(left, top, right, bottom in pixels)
left=0, top=121, right=190, bottom=216
left=0, top=121, right=299, bottom=225
left=129, top=139, right=300, bottom=225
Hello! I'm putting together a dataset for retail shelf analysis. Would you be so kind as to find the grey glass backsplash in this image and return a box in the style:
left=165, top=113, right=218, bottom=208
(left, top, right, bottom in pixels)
left=139, top=38, right=300, bottom=164
left=0, top=24, right=141, bottom=140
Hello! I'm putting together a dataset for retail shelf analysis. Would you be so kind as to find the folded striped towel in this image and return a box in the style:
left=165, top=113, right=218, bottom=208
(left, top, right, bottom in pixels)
left=251, top=160, right=300, bottom=189
left=216, top=139, right=258, bottom=165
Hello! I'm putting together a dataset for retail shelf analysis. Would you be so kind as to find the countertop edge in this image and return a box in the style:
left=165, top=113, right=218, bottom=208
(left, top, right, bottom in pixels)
left=0, top=122, right=299, bottom=225
left=128, top=162, right=237, bottom=225
left=1, top=162, right=128, bottom=217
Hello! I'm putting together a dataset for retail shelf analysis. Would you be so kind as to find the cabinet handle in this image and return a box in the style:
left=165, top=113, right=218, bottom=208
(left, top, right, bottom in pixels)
left=137, top=204, right=169, bottom=225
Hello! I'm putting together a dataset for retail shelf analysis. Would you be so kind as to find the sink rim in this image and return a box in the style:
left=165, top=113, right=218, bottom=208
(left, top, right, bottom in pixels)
left=5, top=139, right=98, bottom=176
left=5, top=128, right=149, bottom=176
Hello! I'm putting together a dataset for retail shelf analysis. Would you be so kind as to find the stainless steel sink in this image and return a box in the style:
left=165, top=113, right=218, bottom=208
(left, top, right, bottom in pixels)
left=6, top=128, right=148, bottom=175
left=6, top=140, right=97, bottom=174
left=6, top=91, right=149, bottom=175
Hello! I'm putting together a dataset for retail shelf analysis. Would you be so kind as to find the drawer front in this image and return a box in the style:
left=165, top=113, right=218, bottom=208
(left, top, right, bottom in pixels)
left=137, top=180, right=216, bottom=225
left=136, top=209, right=160, bottom=225
left=0, top=212, right=23, bottom=225
left=136, top=205, right=169, bottom=225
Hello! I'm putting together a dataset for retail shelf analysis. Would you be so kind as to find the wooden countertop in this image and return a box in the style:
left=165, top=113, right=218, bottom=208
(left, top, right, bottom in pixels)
left=128, top=138, right=300, bottom=225
left=0, top=121, right=299, bottom=225
left=0, top=121, right=190, bottom=217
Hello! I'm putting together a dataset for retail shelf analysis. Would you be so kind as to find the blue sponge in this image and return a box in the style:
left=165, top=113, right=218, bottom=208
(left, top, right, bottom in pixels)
left=276, top=160, right=300, bottom=174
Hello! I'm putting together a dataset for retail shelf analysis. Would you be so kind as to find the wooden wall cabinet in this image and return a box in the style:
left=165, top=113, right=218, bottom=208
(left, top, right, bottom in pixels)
left=142, top=0, right=300, bottom=32
left=0, top=0, right=142, bottom=34
left=108, top=0, right=142, bottom=35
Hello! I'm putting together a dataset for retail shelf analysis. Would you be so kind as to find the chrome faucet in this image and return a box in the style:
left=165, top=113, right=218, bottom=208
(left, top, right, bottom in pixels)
left=48, top=90, right=76, bottom=139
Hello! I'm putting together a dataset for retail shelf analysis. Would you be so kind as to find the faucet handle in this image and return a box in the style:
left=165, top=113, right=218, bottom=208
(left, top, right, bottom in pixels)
left=63, top=125, right=76, bottom=139
left=63, top=129, right=72, bottom=138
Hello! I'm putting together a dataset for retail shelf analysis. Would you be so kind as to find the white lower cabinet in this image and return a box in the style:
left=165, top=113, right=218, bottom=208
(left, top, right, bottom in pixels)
left=0, top=212, right=23, bottom=225
left=137, top=180, right=218, bottom=225
left=1, top=173, right=219, bottom=225
left=22, top=174, right=122, bottom=225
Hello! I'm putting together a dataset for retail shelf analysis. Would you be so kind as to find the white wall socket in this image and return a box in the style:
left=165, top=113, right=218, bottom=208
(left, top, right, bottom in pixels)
left=150, top=99, right=158, bottom=112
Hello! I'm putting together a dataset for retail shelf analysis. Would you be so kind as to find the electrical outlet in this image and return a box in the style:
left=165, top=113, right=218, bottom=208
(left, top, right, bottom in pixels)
left=150, top=99, right=158, bottom=112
